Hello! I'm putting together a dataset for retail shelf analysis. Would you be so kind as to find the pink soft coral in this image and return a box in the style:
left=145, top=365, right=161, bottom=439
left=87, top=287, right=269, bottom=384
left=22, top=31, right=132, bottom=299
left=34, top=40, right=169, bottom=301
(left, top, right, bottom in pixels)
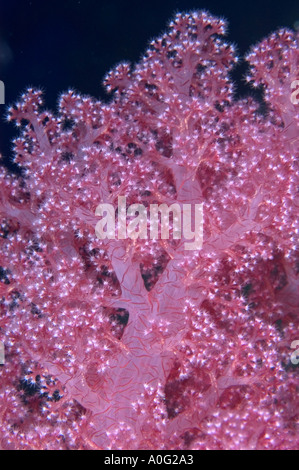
left=0, top=11, right=298, bottom=450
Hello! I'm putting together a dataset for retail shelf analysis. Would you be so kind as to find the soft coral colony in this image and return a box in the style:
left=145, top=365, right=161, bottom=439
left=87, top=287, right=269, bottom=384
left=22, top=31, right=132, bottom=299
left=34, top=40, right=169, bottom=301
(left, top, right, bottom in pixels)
left=0, top=11, right=298, bottom=450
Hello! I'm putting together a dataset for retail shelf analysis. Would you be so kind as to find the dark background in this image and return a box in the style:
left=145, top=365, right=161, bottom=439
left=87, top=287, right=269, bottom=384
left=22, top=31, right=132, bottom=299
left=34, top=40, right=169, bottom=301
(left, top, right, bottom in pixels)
left=0, top=0, right=298, bottom=168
